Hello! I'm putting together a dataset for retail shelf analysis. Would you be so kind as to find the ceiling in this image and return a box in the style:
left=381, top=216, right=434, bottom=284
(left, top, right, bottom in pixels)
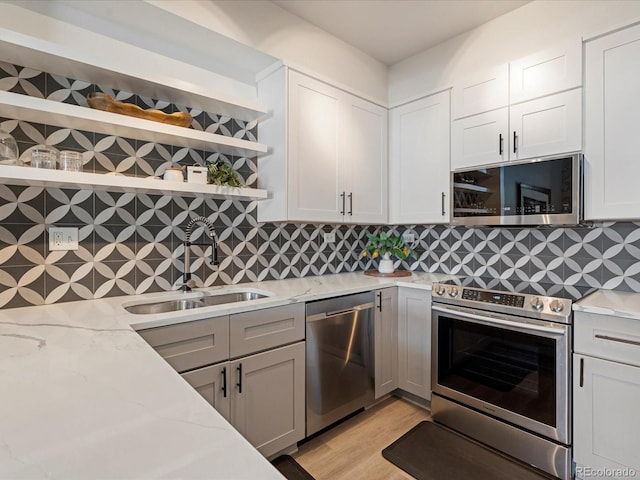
left=272, top=0, right=531, bottom=65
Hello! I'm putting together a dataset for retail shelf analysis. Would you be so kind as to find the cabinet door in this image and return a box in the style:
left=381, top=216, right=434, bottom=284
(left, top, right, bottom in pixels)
left=509, top=89, right=582, bottom=161
left=342, top=95, right=388, bottom=224
left=509, top=39, right=582, bottom=104
left=452, top=63, right=508, bottom=119
left=574, top=355, right=640, bottom=476
left=451, top=108, right=508, bottom=169
left=288, top=71, right=342, bottom=223
left=374, top=287, right=398, bottom=399
left=585, top=24, right=640, bottom=220
left=231, top=342, right=305, bottom=458
left=389, top=91, right=450, bottom=224
left=397, top=288, right=431, bottom=400
left=181, top=362, right=231, bottom=421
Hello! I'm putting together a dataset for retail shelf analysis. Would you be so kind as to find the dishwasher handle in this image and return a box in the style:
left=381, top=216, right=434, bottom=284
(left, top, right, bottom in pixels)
left=307, top=302, right=374, bottom=322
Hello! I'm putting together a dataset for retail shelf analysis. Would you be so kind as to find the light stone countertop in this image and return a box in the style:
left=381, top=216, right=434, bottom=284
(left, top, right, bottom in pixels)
left=0, top=271, right=453, bottom=479
left=574, top=289, right=640, bottom=321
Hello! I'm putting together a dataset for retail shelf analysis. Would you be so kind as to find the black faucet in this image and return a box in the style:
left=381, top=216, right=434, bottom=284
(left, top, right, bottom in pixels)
left=181, top=216, right=218, bottom=292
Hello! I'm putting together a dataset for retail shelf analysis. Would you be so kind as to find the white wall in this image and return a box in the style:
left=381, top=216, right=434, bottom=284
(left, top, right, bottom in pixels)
left=389, top=0, right=640, bottom=106
left=147, top=0, right=389, bottom=105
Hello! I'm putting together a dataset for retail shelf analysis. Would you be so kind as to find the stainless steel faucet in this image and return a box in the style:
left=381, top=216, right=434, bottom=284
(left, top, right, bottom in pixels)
left=181, top=216, right=218, bottom=291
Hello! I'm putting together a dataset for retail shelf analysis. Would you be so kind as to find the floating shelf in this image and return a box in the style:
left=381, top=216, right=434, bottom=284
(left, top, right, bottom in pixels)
left=0, top=165, right=268, bottom=201
left=0, top=26, right=268, bottom=122
left=0, top=91, right=268, bottom=158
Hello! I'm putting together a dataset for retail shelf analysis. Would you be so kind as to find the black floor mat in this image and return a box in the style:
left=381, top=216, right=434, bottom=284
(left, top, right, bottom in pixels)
left=271, top=455, right=315, bottom=480
left=382, top=421, right=550, bottom=480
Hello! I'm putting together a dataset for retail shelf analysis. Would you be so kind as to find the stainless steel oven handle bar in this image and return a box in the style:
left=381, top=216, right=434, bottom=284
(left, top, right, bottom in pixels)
left=432, top=305, right=566, bottom=336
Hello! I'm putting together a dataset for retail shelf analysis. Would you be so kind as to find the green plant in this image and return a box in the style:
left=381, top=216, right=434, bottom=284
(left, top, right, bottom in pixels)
left=206, top=159, right=245, bottom=187
left=363, top=232, right=414, bottom=260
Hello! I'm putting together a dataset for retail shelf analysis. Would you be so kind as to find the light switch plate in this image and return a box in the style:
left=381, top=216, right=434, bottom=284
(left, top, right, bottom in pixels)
left=49, top=227, right=79, bottom=251
left=324, top=232, right=336, bottom=243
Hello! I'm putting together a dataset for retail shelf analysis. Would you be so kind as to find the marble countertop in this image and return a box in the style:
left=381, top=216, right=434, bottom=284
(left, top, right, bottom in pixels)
left=0, top=271, right=452, bottom=479
left=574, top=289, right=640, bottom=321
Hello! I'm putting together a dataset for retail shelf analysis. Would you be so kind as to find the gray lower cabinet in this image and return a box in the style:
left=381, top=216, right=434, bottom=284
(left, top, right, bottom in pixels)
left=139, top=303, right=306, bottom=458
left=374, top=287, right=398, bottom=398
left=181, top=362, right=230, bottom=420
left=230, top=342, right=306, bottom=458
left=397, top=287, right=431, bottom=400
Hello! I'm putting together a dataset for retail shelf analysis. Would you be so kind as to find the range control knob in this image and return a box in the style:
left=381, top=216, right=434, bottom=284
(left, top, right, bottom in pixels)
left=549, top=299, right=564, bottom=313
left=448, top=287, right=459, bottom=298
left=530, top=297, right=544, bottom=311
left=435, top=285, right=446, bottom=296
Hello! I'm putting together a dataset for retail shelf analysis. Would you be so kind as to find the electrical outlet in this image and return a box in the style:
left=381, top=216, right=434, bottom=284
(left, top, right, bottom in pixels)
left=324, top=232, right=336, bottom=243
left=49, top=227, right=79, bottom=251
left=402, top=232, right=415, bottom=244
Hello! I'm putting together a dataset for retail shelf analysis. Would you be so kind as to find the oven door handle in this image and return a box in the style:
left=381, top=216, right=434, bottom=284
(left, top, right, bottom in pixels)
left=432, top=305, right=567, bottom=336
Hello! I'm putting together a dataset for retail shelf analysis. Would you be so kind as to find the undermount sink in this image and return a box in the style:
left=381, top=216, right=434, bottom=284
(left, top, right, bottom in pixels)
left=201, top=291, right=267, bottom=306
left=124, top=289, right=270, bottom=315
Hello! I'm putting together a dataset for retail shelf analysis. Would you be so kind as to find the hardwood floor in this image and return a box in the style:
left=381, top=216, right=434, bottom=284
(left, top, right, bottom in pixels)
left=294, top=396, right=430, bottom=480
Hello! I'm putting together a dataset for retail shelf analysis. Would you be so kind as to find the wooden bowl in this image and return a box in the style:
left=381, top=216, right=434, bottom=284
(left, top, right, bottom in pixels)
left=87, top=92, right=192, bottom=128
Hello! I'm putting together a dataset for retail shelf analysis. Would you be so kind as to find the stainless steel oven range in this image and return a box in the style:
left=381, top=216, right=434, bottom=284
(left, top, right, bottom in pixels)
left=431, top=278, right=592, bottom=479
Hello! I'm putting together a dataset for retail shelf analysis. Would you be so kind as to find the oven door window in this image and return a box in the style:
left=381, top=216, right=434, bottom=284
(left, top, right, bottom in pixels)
left=438, top=317, right=556, bottom=427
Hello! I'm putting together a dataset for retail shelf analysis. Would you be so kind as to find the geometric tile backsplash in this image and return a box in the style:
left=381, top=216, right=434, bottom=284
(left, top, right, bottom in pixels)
left=1, top=61, right=640, bottom=308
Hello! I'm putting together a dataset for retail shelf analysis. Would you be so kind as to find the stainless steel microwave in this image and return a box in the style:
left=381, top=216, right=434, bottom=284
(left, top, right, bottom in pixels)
left=451, top=153, right=582, bottom=226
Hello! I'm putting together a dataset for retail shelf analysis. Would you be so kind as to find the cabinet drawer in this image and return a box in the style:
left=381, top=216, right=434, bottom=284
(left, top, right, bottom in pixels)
left=575, top=311, right=640, bottom=367
left=138, top=316, right=230, bottom=373
left=230, top=304, right=305, bottom=358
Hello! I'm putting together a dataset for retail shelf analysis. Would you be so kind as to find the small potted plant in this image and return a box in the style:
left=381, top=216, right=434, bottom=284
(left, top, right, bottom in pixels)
left=362, top=232, right=414, bottom=274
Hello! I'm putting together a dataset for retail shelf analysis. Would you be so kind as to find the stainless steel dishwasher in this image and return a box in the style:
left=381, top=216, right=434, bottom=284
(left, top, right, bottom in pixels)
left=305, top=291, right=375, bottom=436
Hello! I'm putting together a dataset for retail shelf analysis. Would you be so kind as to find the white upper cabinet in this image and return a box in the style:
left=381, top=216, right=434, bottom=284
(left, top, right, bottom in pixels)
left=389, top=90, right=451, bottom=224
left=258, top=68, right=388, bottom=224
left=451, top=108, right=508, bottom=170
left=342, top=95, right=388, bottom=224
left=509, top=89, right=582, bottom=161
left=287, top=71, right=343, bottom=223
left=584, top=23, right=640, bottom=221
left=452, top=64, right=509, bottom=119
left=451, top=39, right=582, bottom=170
left=509, top=40, right=582, bottom=104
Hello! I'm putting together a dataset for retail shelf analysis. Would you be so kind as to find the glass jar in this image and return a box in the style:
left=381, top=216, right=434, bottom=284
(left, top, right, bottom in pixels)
left=31, top=147, right=58, bottom=169
left=59, top=151, right=83, bottom=172
left=0, top=129, right=19, bottom=166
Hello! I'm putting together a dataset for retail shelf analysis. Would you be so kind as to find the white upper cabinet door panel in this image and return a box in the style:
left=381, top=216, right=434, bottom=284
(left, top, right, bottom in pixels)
left=389, top=91, right=450, bottom=224
left=510, top=39, right=582, bottom=104
left=287, top=71, right=342, bottom=223
left=585, top=23, right=640, bottom=221
left=452, top=64, right=508, bottom=119
left=451, top=108, right=508, bottom=169
left=509, top=88, right=582, bottom=161
left=343, top=97, right=388, bottom=224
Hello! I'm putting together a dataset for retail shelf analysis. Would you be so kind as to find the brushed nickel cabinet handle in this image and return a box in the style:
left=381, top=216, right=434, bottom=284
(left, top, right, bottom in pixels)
left=340, top=192, right=346, bottom=215
left=595, top=334, right=640, bottom=347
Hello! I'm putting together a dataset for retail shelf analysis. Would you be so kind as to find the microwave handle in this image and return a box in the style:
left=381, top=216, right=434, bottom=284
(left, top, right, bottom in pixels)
left=432, top=305, right=566, bottom=336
